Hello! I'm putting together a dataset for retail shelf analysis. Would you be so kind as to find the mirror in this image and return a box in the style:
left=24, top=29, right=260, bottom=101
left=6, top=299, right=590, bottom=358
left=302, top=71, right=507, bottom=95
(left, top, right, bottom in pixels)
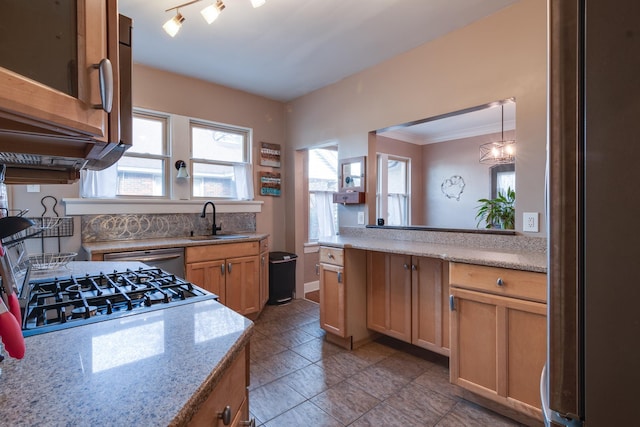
left=370, top=99, right=516, bottom=231
left=339, top=156, right=366, bottom=192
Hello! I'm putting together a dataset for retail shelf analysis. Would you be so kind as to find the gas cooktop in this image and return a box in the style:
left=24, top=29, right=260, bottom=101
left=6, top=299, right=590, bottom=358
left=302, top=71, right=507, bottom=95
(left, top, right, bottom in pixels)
left=21, top=267, right=216, bottom=336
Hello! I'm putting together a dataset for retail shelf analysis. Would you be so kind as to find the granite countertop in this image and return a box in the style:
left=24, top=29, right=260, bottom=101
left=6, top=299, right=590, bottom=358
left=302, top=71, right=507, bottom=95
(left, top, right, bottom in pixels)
left=82, top=233, right=269, bottom=258
left=318, top=235, right=547, bottom=273
left=0, top=261, right=254, bottom=427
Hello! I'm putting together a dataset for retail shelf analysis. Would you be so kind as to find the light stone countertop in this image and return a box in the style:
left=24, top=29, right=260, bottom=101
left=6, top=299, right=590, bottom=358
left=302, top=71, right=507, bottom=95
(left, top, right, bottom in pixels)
left=82, top=233, right=269, bottom=259
left=318, top=235, right=547, bottom=273
left=0, top=261, right=253, bottom=427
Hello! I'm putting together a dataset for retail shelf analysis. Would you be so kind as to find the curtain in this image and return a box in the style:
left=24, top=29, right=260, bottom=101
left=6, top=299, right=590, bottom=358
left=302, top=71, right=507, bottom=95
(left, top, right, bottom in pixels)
left=234, top=164, right=254, bottom=200
left=315, top=191, right=335, bottom=238
left=80, top=165, right=118, bottom=198
left=387, top=193, right=407, bottom=226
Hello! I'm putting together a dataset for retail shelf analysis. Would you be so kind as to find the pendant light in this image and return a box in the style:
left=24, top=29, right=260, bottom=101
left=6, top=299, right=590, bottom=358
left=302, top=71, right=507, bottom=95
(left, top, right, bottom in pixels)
left=479, top=104, right=516, bottom=164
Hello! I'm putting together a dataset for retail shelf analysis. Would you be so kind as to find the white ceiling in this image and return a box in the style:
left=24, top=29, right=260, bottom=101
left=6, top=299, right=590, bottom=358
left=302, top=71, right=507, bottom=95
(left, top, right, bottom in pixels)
left=119, top=0, right=519, bottom=102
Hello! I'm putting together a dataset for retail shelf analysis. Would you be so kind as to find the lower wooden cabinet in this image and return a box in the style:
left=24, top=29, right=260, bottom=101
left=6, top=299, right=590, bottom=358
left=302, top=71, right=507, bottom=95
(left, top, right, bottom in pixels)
left=318, top=246, right=369, bottom=349
left=449, top=262, right=546, bottom=420
left=187, top=345, right=253, bottom=427
left=366, top=251, right=449, bottom=355
left=186, top=242, right=261, bottom=317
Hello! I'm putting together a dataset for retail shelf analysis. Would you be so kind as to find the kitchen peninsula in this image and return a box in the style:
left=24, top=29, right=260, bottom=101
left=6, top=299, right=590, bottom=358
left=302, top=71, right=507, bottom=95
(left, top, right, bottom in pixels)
left=0, top=261, right=253, bottom=426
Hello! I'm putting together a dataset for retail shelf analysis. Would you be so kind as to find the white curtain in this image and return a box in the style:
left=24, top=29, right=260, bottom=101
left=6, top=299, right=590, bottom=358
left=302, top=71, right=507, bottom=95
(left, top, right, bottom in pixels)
left=387, top=194, right=407, bottom=226
left=234, top=164, right=254, bottom=200
left=80, top=165, right=118, bottom=198
left=315, top=191, right=335, bottom=238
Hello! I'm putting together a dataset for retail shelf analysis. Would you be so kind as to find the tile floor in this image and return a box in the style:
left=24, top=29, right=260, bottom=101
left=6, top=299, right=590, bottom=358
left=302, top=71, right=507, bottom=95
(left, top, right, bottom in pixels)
left=249, top=298, right=526, bottom=427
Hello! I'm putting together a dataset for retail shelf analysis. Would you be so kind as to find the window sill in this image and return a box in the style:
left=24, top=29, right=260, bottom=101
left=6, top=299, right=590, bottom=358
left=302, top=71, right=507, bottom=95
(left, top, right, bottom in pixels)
left=63, top=198, right=263, bottom=215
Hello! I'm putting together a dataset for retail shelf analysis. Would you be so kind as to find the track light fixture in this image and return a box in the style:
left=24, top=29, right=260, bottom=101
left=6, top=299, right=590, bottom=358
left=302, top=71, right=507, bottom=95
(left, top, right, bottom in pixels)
left=163, top=0, right=266, bottom=37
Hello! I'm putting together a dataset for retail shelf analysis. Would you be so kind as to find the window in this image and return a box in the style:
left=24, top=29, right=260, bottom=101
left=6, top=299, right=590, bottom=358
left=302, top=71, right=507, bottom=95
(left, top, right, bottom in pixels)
left=377, top=154, right=410, bottom=226
left=308, top=147, right=338, bottom=241
left=191, top=120, right=253, bottom=199
left=80, top=111, right=169, bottom=198
left=116, top=112, right=169, bottom=196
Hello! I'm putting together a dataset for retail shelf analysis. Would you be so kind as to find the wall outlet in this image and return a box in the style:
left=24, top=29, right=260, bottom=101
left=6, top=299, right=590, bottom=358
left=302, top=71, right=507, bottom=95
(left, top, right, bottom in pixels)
left=357, top=211, right=365, bottom=225
left=523, top=212, right=539, bottom=232
left=26, top=185, right=40, bottom=193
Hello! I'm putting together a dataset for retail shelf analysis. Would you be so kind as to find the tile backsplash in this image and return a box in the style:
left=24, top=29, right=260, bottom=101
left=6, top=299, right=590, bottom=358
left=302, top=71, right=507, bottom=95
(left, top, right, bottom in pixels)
left=81, top=213, right=256, bottom=242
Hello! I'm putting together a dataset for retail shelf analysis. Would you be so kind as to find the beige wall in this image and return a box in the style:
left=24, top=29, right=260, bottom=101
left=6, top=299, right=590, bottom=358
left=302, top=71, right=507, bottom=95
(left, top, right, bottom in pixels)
left=286, top=0, right=547, bottom=296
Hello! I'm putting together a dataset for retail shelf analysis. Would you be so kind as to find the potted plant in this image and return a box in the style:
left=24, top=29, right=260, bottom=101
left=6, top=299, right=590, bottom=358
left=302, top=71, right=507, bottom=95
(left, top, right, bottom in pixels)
left=475, top=187, right=515, bottom=229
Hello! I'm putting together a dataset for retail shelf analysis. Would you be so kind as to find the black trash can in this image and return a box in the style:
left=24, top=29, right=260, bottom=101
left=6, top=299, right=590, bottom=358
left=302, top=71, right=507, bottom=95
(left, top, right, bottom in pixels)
left=268, top=251, right=297, bottom=305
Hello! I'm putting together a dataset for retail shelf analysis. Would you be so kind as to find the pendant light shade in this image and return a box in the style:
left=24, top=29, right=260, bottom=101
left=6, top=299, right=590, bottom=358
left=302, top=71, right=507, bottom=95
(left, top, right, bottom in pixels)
left=175, top=160, right=190, bottom=179
left=163, top=0, right=265, bottom=33
left=479, top=104, right=516, bottom=164
left=163, top=12, right=185, bottom=37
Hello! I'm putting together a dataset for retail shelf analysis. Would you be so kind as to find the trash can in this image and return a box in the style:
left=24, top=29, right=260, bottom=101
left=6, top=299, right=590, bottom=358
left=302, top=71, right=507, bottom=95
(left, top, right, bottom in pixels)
left=268, top=251, right=297, bottom=305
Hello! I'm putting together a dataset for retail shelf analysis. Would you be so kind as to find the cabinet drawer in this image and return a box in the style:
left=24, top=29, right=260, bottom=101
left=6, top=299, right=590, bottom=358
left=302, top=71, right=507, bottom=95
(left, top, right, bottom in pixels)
left=259, top=238, right=269, bottom=253
left=186, top=241, right=259, bottom=263
left=187, top=346, right=248, bottom=426
left=449, top=262, right=546, bottom=303
left=320, top=247, right=344, bottom=266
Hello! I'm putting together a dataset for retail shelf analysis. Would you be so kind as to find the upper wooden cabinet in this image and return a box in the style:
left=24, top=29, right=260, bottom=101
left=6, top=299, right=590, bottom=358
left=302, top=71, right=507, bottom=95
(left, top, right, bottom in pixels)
left=0, top=0, right=126, bottom=184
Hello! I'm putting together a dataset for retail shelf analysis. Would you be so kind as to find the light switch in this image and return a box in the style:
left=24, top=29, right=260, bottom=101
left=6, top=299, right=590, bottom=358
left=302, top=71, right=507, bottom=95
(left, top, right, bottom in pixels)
left=357, top=211, right=365, bottom=225
left=523, top=212, right=539, bottom=232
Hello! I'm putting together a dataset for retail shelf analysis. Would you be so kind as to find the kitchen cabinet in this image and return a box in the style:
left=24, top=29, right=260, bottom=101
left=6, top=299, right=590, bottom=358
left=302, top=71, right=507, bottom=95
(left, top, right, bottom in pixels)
left=318, top=246, right=369, bottom=349
left=366, top=251, right=449, bottom=356
left=186, top=242, right=261, bottom=318
left=259, top=238, right=269, bottom=309
left=449, top=262, right=546, bottom=420
left=0, top=0, right=127, bottom=184
left=187, top=345, right=254, bottom=427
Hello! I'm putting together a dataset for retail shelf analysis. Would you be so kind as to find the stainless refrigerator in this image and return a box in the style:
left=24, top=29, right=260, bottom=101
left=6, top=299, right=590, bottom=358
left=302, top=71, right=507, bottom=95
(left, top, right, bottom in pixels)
left=543, top=0, right=640, bottom=425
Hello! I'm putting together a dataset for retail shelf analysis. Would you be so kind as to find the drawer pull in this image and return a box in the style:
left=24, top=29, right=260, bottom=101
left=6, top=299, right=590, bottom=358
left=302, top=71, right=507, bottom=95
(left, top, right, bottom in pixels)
left=328, top=253, right=335, bottom=259
left=403, top=263, right=409, bottom=270
left=228, top=262, right=232, bottom=274
left=221, top=264, right=225, bottom=275
left=449, top=295, right=456, bottom=311
left=218, top=405, right=231, bottom=425
left=496, top=278, right=504, bottom=287
left=411, top=264, right=417, bottom=271
left=337, top=272, right=343, bottom=283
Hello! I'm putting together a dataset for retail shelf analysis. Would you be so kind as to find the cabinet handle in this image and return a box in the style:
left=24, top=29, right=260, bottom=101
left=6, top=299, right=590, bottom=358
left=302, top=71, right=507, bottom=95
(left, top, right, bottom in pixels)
left=496, top=277, right=504, bottom=287
left=228, top=263, right=232, bottom=274
left=93, top=58, right=113, bottom=113
left=240, top=418, right=256, bottom=427
left=218, top=405, right=231, bottom=425
left=315, top=263, right=319, bottom=275
left=337, top=271, right=343, bottom=283
left=220, top=264, right=225, bottom=275
left=328, top=253, right=335, bottom=259
left=449, top=295, right=456, bottom=311
left=403, top=263, right=409, bottom=270
left=411, top=264, right=417, bottom=271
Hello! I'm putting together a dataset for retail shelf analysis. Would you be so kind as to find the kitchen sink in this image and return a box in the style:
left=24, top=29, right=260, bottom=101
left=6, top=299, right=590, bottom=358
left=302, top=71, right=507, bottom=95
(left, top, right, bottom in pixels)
left=189, top=234, right=250, bottom=241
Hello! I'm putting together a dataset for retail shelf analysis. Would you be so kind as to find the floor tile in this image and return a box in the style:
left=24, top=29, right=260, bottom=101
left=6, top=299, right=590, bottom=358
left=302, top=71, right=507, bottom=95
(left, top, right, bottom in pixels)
left=260, top=349, right=313, bottom=378
left=271, top=327, right=316, bottom=348
left=249, top=378, right=307, bottom=423
left=435, top=400, right=525, bottom=427
left=314, top=350, right=372, bottom=379
left=264, top=401, right=343, bottom=427
left=413, top=363, right=463, bottom=399
left=298, top=321, right=327, bottom=338
left=346, top=363, right=412, bottom=400
left=310, top=381, right=381, bottom=425
left=374, top=349, right=437, bottom=380
left=249, top=360, right=279, bottom=390
left=250, top=333, right=289, bottom=360
left=290, top=337, right=344, bottom=363
left=349, top=402, right=428, bottom=427
left=279, top=363, right=344, bottom=399
left=384, top=382, right=457, bottom=426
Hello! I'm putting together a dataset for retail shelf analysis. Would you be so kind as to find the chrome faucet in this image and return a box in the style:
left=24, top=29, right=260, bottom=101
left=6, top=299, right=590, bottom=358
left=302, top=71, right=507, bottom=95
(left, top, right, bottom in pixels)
left=201, top=201, right=222, bottom=235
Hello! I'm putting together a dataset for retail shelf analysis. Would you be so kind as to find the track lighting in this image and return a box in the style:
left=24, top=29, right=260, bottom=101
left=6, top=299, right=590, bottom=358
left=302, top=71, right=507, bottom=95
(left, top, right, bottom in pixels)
left=163, top=12, right=185, bottom=37
left=163, top=0, right=266, bottom=35
left=201, top=1, right=225, bottom=24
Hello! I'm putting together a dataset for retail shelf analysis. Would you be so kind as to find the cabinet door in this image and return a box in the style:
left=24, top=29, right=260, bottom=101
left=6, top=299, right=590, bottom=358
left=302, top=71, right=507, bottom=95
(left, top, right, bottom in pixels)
left=319, top=263, right=346, bottom=337
left=411, top=257, right=449, bottom=355
left=450, top=287, right=546, bottom=419
left=225, top=255, right=260, bottom=316
left=366, top=251, right=412, bottom=343
left=0, top=0, right=111, bottom=141
left=186, top=260, right=226, bottom=304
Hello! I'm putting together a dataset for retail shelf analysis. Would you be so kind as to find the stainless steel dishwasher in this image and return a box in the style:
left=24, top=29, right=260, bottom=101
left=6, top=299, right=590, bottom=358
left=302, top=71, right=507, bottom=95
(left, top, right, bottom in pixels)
left=103, top=247, right=185, bottom=278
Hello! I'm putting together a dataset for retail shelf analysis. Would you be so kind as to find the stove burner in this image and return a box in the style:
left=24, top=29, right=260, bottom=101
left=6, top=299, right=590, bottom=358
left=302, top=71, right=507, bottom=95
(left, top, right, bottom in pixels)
left=21, top=267, right=216, bottom=336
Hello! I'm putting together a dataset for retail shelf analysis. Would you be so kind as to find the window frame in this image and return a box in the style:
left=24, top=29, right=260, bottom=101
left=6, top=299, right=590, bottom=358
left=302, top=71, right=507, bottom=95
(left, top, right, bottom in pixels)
left=116, top=110, right=170, bottom=198
left=189, top=118, right=253, bottom=200
left=306, top=146, right=339, bottom=242
left=376, top=153, right=411, bottom=226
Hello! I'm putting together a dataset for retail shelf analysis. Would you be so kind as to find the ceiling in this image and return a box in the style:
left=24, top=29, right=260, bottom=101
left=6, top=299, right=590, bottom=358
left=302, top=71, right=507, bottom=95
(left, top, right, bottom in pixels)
left=378, top=100, right=516, bottom=145
left=119, top=0, right=519, bottom=102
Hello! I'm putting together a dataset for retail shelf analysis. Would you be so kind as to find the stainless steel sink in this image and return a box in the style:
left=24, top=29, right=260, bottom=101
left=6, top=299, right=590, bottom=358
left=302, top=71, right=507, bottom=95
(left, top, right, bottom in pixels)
left=189, top=234, right=250, bottom=241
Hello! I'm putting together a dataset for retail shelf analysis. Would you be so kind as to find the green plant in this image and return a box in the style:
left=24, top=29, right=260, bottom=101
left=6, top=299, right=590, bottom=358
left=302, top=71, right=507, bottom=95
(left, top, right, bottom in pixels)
left=475, top=187, right=515, bottom=229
